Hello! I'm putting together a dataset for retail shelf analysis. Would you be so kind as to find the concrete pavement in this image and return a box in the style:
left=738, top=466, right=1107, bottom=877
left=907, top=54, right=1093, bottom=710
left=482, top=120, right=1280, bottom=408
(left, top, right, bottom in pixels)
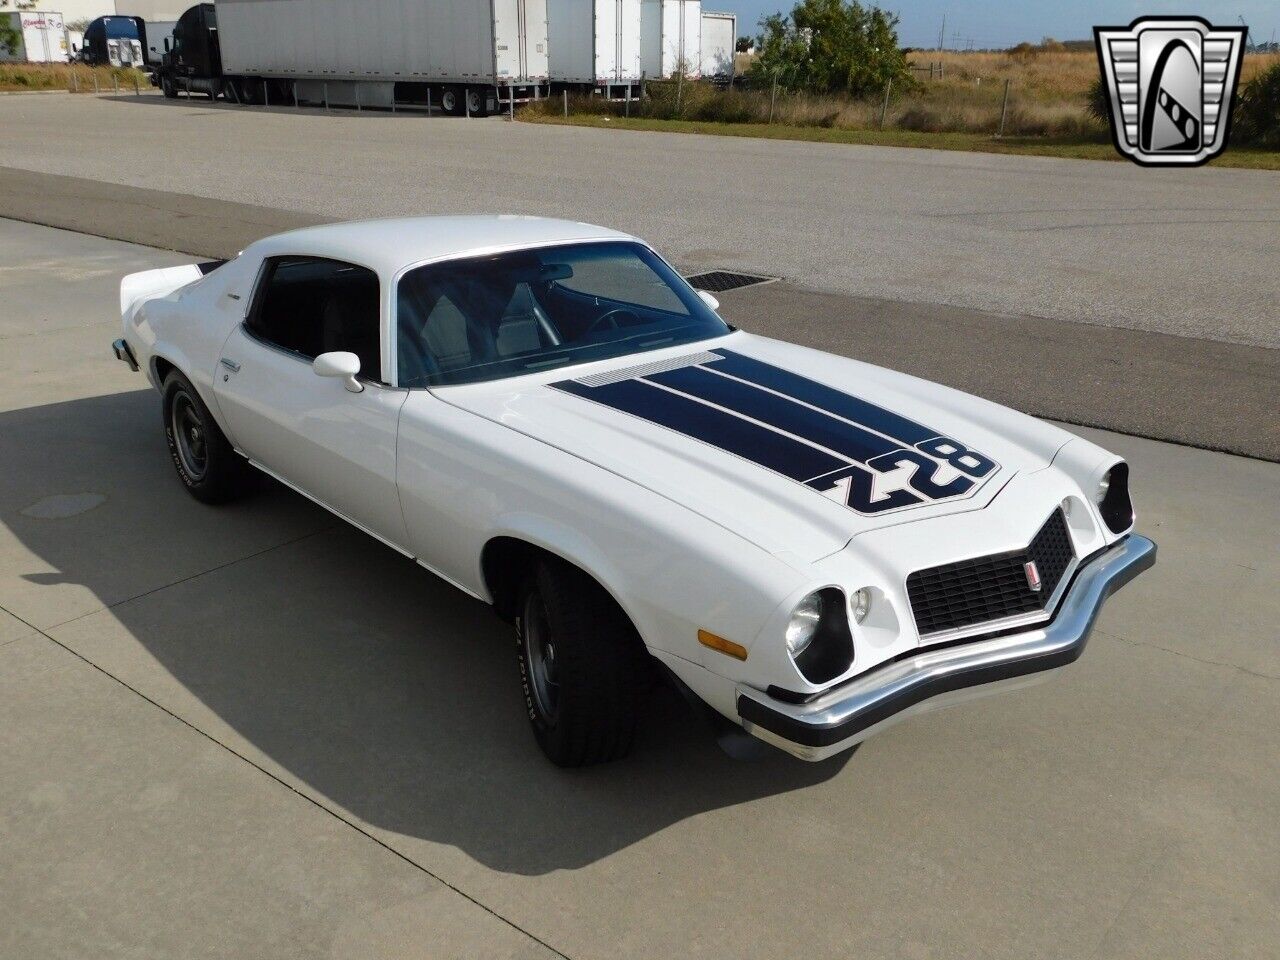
left=3, top=221, right=1279, bottom=959
left=1, top=93, right=1277, bottom=347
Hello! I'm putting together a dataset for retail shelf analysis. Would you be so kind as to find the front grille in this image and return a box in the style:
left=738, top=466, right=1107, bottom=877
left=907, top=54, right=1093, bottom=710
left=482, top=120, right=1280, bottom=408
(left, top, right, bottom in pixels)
left=906, top=509, right=1075, bottom=637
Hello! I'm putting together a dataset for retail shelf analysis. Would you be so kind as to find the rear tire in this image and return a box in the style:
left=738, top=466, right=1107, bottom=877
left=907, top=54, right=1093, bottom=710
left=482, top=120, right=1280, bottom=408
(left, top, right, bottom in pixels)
left=161, top=75, right=177, bottom=99
left=465, top=86, right=489, bottom=117
left=162, top=372, right=254, bottom=504
left=439, top=86, right=461, bottom=116
left=515, top=559, right=646, bottom=766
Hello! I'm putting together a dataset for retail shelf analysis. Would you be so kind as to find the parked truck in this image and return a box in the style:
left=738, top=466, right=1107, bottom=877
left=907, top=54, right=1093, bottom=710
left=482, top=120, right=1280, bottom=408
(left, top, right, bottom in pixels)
left=698, top=9, right=734, bottom=82
left=153, top=0, right=548, bottom=116
left=639, top=0, right=700, bottom=79
left=547, top=0, right=641, bottom=97
left=76, top=15, right=147, bottom=68
left=142, top=19, right=178, bottom=69
left=0, top=11, right=69, bottom=64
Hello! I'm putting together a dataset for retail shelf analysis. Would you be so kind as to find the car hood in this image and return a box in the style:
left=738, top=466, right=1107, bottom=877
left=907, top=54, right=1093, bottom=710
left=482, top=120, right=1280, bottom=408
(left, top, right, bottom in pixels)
left=434, top=332, right=1073, bottom=564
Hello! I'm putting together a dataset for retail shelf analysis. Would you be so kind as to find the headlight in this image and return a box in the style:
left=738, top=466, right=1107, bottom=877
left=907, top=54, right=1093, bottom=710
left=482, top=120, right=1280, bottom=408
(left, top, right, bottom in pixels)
left=1097, top=462, right=1134, bottom=534
left=852, top=588, right=872, bottom=624
left=785, top=592, right=823, bottom=658
left=783, top=588, right=856, bottom=684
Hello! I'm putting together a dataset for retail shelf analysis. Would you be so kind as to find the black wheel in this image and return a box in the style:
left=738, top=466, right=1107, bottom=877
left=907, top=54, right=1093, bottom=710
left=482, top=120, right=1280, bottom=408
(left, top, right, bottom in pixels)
left=162, top=372, right=254, bottom=504
left=464, top=86, right=490, bottom=117
left=439, top=86, right=461, bottom=116
left=515, top=559, right=647, bottom=766
left=161, top=75, right=178, bottom=99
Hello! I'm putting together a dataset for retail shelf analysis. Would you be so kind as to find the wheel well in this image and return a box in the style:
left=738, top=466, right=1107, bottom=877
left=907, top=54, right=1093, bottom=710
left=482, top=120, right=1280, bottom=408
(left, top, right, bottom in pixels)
left=153, top=356, right=176, bottom=386
left=481, top=538, right=634, bottom=633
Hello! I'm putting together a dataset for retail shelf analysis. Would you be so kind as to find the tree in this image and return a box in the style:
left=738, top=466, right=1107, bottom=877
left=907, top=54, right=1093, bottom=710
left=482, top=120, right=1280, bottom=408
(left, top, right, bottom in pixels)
left=66, top=18, right=94, bottom=33
left=748, top=0, right=913, bottom=97
left=0, top=18, right=21, bottom=57
left=736, top=36, right=753, bottom=53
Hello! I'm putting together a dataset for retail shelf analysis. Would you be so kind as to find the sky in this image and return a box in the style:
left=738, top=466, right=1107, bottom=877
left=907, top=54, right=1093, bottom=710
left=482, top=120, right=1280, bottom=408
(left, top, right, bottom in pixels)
left=714, top=1, right=1280, bottom=50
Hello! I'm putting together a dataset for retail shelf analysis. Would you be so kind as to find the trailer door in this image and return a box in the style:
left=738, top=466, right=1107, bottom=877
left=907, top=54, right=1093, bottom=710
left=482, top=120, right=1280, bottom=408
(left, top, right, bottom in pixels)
left=523, top=0, right=549, bottom=79
left=495, top=0, right=546, bottom=82
left=595, top=0, right=617, bottom=80
left=680, top=0, right=700, bottom=78
left=618, top=0, right=641, bottom=80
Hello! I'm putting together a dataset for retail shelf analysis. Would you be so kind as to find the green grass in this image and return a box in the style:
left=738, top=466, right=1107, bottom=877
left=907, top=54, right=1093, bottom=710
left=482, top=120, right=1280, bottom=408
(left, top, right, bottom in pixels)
left=520, top=112, right=1280, bottom=171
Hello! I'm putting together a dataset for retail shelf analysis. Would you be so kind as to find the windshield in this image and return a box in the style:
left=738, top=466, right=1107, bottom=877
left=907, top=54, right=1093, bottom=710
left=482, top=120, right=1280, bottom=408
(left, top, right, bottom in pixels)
left=396, top=241, right=731, bottom=387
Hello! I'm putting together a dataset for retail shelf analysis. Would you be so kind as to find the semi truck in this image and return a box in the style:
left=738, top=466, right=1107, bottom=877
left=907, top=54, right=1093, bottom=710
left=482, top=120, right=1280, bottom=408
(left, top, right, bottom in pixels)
left=547, top=0, right=642, bottom=97
left=153, top=0, right=549, bottom=116
left=76, top=15, right=147, bottom=68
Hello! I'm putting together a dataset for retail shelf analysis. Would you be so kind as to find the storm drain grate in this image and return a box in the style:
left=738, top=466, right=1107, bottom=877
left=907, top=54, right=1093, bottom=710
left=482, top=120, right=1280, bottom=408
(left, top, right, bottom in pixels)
left=684, top=270, right=779, bottom=293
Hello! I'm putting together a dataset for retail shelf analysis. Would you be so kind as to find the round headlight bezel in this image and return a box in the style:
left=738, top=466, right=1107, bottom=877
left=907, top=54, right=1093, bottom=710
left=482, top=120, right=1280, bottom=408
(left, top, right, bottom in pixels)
left=784, top=592, right=823, bottom=659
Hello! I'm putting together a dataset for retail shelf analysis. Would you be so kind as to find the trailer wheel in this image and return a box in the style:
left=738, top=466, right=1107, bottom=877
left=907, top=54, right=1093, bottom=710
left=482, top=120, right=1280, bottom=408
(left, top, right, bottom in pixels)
left=465, top=86, right=490, bottom=117
left=439, top=86, right=461, bottom=116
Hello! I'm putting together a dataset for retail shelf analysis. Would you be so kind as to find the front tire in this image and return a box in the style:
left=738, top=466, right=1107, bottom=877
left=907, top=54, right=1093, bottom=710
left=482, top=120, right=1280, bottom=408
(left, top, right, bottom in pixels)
left=516, top=560, right=646, bottom=766
left=162, top=372, right=254, bottom=504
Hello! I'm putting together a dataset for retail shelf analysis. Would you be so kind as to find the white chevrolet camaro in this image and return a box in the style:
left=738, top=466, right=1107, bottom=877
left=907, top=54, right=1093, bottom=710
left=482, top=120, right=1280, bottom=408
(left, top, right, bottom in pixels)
left=113, top=216, right=1156, bottom=765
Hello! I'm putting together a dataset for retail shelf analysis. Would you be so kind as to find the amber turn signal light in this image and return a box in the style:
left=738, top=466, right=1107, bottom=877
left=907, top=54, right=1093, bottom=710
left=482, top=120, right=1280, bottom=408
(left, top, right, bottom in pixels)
left=697, top=629, right=748, bottom=661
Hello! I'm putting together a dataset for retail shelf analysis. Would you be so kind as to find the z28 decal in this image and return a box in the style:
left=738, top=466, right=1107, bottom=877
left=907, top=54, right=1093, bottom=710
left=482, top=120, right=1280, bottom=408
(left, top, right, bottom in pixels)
left=551, top=349, right=999, bottom=516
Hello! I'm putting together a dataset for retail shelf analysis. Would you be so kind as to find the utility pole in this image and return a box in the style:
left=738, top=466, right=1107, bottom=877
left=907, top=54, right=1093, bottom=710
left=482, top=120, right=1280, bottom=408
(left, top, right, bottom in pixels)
left=938, top=12, right=946, bottom=51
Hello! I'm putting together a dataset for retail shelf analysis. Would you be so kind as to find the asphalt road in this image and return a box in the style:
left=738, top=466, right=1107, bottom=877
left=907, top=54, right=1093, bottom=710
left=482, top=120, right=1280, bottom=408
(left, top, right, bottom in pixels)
left=2, top=169, right=1275, bottom=460
left=1, top=93, right=1277, bottom=348
left=3, top=218, right=1279, bottom=960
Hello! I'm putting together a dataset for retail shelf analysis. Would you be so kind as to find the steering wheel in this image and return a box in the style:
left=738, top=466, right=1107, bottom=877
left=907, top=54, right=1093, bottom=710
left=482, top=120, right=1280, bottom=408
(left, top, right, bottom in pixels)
left=584, top=308, right=641, bottom=334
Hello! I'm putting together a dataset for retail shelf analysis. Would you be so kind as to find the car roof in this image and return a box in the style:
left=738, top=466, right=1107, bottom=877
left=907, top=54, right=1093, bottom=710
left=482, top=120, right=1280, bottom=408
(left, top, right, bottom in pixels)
left=245, top=216, right=637, bottom=276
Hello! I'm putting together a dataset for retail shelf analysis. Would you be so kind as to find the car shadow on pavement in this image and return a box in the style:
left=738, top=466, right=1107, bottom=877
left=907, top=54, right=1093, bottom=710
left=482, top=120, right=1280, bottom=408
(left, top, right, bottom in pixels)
left=1, top=389, right=848, bottom=876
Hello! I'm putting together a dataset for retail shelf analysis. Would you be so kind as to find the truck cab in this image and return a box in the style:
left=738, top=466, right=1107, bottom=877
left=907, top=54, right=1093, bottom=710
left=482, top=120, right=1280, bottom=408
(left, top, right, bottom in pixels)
left=155, top=4, right=222, bottom=100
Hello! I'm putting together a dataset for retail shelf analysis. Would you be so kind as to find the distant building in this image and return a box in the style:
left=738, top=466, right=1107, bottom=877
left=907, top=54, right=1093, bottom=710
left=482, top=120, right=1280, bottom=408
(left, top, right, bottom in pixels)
left=0, top=1, right=188, bottom=25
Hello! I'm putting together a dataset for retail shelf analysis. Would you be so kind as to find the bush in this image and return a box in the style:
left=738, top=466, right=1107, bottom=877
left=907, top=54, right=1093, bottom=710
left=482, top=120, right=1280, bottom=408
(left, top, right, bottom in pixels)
left=1233, top=62, right=1280, bottom=147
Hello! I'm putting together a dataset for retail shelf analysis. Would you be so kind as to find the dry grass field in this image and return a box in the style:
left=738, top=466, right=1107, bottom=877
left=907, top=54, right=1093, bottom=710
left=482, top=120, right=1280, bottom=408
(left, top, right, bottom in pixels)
left=0, top=62, right=148, bottom=93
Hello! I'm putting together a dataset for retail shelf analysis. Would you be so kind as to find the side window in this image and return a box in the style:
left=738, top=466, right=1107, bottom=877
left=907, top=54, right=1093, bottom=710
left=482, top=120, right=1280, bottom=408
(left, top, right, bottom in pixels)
left=247, top=257, right=383, bottom=382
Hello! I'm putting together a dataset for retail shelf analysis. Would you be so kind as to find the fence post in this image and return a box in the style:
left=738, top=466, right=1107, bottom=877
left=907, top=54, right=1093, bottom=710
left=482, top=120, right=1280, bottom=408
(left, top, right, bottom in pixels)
left=113, top=74, right=119, bottom=95
left=676, top=66, right=684, bottom=116
left=998, top=78, right=1011, bottom=137
left=625, top=83, right=630, bottom=117
left=294, top=83, right=300, bottom=109
left=509, top=84, right=515, bottom=120
left=264, top=79, right=270, bottom=107
left=563, top=89, right=568, bottom=117
left=323, top=81, right=329, bottom=112
left=465, top=88, right=470, bottom=119
left=134, top=73, right=140, bottom=96
left=354, top=82, right=360, bottom=112
left=93, top=72, right=99, bottom=94
left=879, top=77, right=892, bottom=129
left=426, top=87, right=432, bottom=114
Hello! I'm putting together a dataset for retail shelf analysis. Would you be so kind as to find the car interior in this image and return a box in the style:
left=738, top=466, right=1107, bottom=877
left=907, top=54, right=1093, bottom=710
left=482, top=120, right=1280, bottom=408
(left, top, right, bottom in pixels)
left=248, top=257, right=383, bottom=382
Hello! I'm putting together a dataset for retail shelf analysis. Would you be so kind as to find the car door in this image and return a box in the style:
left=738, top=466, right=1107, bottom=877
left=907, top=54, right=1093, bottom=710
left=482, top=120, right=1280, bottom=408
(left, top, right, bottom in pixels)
left=213, top=255, right=410, bottom=551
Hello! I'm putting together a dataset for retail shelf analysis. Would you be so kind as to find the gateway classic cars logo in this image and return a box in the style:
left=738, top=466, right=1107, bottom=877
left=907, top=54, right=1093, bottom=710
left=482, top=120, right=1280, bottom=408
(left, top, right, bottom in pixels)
left=1094, top=16, right=1247, bottom=166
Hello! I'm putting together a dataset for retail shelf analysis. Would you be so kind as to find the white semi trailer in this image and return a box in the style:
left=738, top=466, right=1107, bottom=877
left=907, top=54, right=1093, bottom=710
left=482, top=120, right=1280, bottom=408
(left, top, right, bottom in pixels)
left=204, top=0, right=550, bottom=115
left=639, top=0, right=700, bottom=79
left=547, top=0, right=641, bottom=96
left=0, top=11, right=69, bottom=64
left=699, top=10, right=734, bottom=81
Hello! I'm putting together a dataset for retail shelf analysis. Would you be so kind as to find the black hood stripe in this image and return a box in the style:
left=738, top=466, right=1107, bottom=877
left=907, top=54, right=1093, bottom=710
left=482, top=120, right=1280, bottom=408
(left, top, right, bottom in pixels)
left=551, top=376, right=847, bottom=482
left=707, top=349, right=936, bottom=447
left=549, top=348, right=998, bottom=517
left=643, top=364, right=900, bottom=465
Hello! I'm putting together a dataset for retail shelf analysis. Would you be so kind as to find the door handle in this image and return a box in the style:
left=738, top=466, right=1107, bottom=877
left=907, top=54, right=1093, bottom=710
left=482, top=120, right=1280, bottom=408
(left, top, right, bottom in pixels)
left=220, top=358, right=241, bottom=373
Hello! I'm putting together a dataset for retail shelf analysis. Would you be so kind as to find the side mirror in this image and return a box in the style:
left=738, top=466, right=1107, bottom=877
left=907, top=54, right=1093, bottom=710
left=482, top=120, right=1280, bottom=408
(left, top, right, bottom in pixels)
left=313, top=351, right=363, bottom=393
left=164, top=38, right=170, bottom=52
left=696, top=289, right=720, bottom=311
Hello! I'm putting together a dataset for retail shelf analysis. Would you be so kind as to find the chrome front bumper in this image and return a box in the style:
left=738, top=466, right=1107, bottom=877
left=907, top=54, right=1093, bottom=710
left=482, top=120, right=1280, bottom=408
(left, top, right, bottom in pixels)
left=737, top=534, right=1157, bottom=761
